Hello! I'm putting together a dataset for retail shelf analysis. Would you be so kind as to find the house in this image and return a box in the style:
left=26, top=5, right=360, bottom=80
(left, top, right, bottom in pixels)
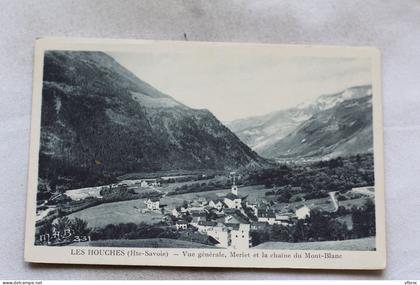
left=195, top=221, right=250, bottom=250
left=118, top=180, right=138, bottom=186
left=295, top=205, right=311, bottom=219
left=257, top=208, right=276, bottom=225
left=254, top=204, right=270, bottom=216
left=207, top=208, right=225, bottom=220
left=224, top=212, right=249, bottom=224
left=228, top=223, right=251, bottom=250
left=188, top=205, right=206, bottom=212
left=196, top=221, right=218, bottom=232
left=209, top=200, right=224, bottom=211
left=145, top=179, right=161, bottom=187
left=190, top=210, right=207, bottom=225
left=224, top=193, right=242, bottom=209
left=275, top=214, right=291, bottom=221
left=172, top=208, right=180, bottom=218
left=274, top=214, right=293, bottom=226
left=144, top=197, right=160, bottom=210
left=175, top=220, right=188, bottom=230
left=138, top=179, right=161, bottom=187
left=196, top=221, right=230, bottom=248
left=224, top=215, right=233, bottom=223
left=245, top=198, right=258, bottom=212
left=188, top=200, right=205, bottom=211
left=198, top=197, right=207, bottom=205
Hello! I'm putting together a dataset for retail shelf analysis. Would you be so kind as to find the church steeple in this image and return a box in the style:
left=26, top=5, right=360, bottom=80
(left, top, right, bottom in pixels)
left=231, top=172, right=238, bottom=195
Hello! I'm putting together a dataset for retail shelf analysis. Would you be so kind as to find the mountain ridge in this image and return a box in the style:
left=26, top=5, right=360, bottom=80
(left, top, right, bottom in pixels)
left=226, top=85, right=373, bottom=161
left=38, top=51, right=268, bottom=192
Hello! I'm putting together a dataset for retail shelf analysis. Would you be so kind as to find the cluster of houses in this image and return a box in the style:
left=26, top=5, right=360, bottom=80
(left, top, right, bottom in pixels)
left=118, top=178, right=161, bottom=188
left=144, top=180, right=314, bottom=250
left=144, top=197, right=161, bottom=211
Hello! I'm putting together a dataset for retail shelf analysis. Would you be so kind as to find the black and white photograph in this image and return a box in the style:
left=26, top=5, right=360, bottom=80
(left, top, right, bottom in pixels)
left=3, top=0, right=420, bottom=280
left=24, top=38, right=385, bottom=269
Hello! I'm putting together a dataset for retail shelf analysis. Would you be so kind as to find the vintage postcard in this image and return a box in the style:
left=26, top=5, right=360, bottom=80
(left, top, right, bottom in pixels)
left=25, top=38, right=385, bottom=269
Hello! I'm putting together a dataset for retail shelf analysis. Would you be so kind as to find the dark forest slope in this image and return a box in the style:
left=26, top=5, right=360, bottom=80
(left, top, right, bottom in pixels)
left=38, top=51, right=267, bottom=191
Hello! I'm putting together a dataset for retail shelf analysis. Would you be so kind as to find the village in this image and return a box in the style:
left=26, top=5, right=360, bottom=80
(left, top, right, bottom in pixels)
left=35, top=168, right=375, bottom=250
left=126, top=174, right=374, bottom=250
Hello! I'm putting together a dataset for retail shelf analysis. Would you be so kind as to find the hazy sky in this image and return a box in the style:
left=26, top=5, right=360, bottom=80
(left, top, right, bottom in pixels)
left=110, top=45, right=372, bottom=122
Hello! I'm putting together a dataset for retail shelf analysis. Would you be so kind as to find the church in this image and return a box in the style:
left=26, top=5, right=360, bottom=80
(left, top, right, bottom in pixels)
left=223, top=174, right=244, bottom=209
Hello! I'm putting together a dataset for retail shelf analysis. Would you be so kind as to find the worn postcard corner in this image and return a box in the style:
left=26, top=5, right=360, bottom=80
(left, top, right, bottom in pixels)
left=25, top=38, right=385, bottom=270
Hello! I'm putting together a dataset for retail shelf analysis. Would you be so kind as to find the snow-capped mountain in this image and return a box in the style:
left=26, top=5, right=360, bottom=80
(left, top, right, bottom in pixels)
left=303, top=85, right=372, bottom=112
left=226, top=85, right=373, bottom=160
left=226, top=107, right=314, bottom=153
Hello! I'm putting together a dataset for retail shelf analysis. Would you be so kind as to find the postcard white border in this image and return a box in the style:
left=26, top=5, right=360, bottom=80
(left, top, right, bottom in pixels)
left=24, top=37, right=386, bottom=270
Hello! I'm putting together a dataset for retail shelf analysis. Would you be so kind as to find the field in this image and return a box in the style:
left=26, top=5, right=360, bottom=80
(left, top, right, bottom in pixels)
left=168, top=184, right=268, bottom=200
left=62, top=184, right=269, bottom=227
left=271, top=195, right=370, bottom=213
left=160, top=184, right=268, bottom=208
left=271, top=197, right=333, bottom=213
left=254, top=237, right=376, bottom=251
left=65, top=186, right=103, bottom=200
left=64, top=182, right=369, bottom=229
left=338, top=197, right=371, bottom=208
left=158, top=178, right=221, bottom=194
left=73, top=238, right=216, bottom=248
left=67, top=199, right=163, bottom=228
